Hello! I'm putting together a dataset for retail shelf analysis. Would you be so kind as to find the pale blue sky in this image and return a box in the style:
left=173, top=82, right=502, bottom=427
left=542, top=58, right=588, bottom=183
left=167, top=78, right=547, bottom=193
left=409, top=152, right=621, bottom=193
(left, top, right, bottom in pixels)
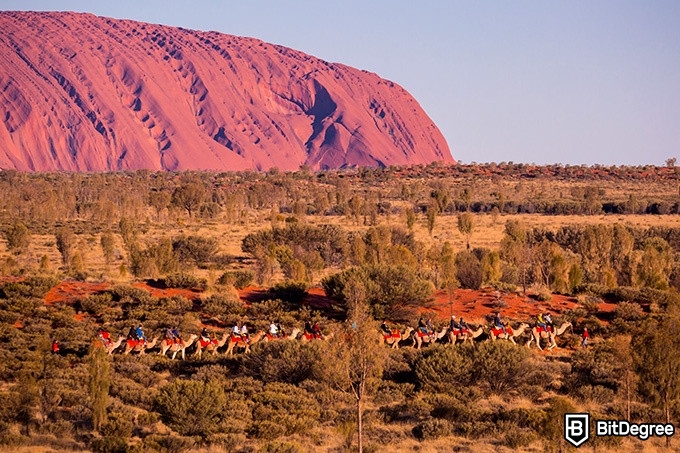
left=2, top=0, right=679, bottom=165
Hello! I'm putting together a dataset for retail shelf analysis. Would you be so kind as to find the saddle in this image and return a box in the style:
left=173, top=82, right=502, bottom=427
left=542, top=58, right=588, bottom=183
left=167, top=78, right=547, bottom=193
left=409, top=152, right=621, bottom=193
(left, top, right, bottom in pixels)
left=126, top=338, right=145, bottom=348
left=535, top=325, right=553, bottom=334
left=451, top=328, right=470, bottom=336
left=199, top=337, right=217, bottom=347
left=491, top=326, right=514, bottom=337
left=230, top=334, right=244, bottom=343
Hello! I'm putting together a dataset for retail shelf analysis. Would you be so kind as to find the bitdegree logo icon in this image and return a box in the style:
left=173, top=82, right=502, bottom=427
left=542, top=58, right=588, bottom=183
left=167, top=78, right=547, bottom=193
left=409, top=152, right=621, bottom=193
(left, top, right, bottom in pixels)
left=565, top=413, right=590, bottom=447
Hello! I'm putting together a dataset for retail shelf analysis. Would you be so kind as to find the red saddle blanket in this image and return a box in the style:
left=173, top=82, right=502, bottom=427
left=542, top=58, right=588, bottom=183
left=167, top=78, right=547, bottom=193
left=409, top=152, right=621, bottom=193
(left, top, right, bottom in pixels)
left=383, top=330, right=401, bottom=340
left=417, top=330, right=433, bottom=338
left=535, top=326, right=553, bottom=333
left=491, top=326, right=514, bottom=337
left=126, top=338, right=145, bottom=348
left=230, top=335, right=245, bottom=343
left=451, top=328, right=470, bottom=336
left=163, top=338, right=182, bottom=345
left=199, top=338, right=218, bottom=347
left=303, top=332, right=322, bottom=340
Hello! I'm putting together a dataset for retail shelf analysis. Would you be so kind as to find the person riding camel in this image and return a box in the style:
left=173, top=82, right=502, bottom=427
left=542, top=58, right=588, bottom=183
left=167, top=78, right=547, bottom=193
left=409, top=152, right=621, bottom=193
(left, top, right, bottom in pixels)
left=240, top=323, right=249, bottom=342
left=164, top=327, right=176, bottom=343
left=304, top=321, right=313, bottom=335
left=418, top=317, right=428, bottom=335
left=201, top=327, right=210, bottom=342
left=426, top=318, right=434, bottom=334
left=232, top=323, right=242, bottom=340
left=52, top=339, right=60, bottom=354
left=171, top=326, right=182, bottom=344
left=459, top=317, right=469, bottom=332
left=312, top=321, right=321, bottom=339
left=494, top=312, right=507, bottom=335
left=381, top=320, right=391, bottom=335
left=97, top=327, right=112, bottom=346
left=127, top=326, right=138, bottom=341
left=449, top=315, right=461, bottom=332
left=269, top=322, right=279, bottom=338
left=135, top=324, right=147, bottom=344
left=544, top=312, right=554, bottom=331
left=536, top=313, right=547, bottom=331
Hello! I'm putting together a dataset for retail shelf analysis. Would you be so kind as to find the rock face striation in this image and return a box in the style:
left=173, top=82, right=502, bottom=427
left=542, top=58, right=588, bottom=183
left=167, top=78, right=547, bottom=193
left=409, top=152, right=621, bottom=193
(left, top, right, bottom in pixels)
left=0, top=11, right=453, bottom=171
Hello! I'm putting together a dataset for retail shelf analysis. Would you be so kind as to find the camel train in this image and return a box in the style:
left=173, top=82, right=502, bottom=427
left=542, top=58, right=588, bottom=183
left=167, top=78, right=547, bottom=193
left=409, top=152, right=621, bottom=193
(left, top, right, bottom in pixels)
left=93, top=316, right=574, bottom=358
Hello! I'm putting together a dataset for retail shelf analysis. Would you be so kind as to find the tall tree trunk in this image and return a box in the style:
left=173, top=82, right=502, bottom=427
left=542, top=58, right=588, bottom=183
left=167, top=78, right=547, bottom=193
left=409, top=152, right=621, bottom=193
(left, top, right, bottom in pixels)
left=357, top=398, right=364, bottom=453
left=357, top=397, right=363, bottom=453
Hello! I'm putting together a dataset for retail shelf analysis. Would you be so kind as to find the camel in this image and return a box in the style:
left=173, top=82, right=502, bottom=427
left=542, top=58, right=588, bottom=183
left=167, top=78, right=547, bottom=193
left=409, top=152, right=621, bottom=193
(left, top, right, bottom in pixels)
left=224, top=331, right=266, bottom=356
left=448, top=326, right=484, bottom=345
left=194, top=332, right=229, bottom=358
left=412, top=326, right=448, bottom=350
left=102, top=336, right=125, bottom=356
left=488, top=323, right=530, bottom=345
left=526, top=322, right=572, bottom=350
left=122, top=336, right=159, bottom=356
left=159, top=334, right=199, bottom=360
left=260, top=327, right=301, bottom=343
left=299, top=331, right=334, bottom=342
left=381, top=327, right=413, bottom=349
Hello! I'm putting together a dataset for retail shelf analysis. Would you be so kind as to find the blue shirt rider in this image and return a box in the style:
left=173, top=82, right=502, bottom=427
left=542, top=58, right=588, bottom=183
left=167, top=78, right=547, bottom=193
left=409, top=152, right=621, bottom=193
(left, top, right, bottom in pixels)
left=494, top=312, right=507, bottom=335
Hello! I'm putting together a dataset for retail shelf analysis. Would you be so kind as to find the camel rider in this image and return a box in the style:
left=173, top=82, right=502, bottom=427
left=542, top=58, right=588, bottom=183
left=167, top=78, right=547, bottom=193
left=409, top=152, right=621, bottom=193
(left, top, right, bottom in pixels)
left=381, top=320, right=391, bottom=335
left=449, top=315, right=461, bottom=332
left=201, top=327, right=210, bottom=342
left=277, top=323, right=286, bottom=338
left=232, top=323, right=242, bottom=340
left=304, top=321, right=313, bottom=335
left=544, top=312, right=554, bottom=331
left=536, top=313, right=547, bottom=331
left=164, top=327, right=175, bottom=342
left=418, top=317, right=428, bottom=334
left=494, top=312, right=507, bottom=335
left=240, top=323, right=249, bottom=342
left=98, top=327, right=112, bottom=345
left=135, top=324, right=147, bottom=343
left=127, top=326, right=138, bottom=341
left=426, top=318, right=434, bottom=334
left=171, top=327, right=182, bottom=344
left=459, top=317, right=469, bottom=332
left=312, top=321, right=321, bottom=338
left=269, top=322, right=279, bottom=338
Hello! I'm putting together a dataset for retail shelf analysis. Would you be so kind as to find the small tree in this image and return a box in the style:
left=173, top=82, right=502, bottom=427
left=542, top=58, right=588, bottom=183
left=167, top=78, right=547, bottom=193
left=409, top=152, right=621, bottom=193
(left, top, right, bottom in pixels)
left=100, top=231, right=116, bottom=265
left=457, top=212, right=474, bottom=250
left=55, top=226, right=75, bottom=267
left=3, top=221, right=31, bottom=253
left=171, top=182, right=206, bottom=219
left=633, top=311, right=680, bottom=447
left=326, top=275, right=386, bottom=453
left=88, top=344, right=110, bottom=432
left=426, top=204, right=437, bottom=236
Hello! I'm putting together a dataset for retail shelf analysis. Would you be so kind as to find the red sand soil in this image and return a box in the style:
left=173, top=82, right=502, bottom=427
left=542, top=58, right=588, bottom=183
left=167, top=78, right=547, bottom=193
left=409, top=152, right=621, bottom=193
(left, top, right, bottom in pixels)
left=25, top=279, right=615, bottom=331
left=43, top=280, right=202, bottom=305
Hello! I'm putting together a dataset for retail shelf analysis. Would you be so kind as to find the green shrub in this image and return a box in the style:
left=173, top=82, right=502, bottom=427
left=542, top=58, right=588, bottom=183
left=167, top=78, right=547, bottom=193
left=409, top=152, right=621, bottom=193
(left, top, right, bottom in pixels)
left=200, top=293, right=244, bottom=318
left=244, top=341, right=325, bottom=384
left=80, top=293, right=113, bottom=316
left=89, top=437, right=128, bottom=453
left=162, top=272, right=207, bottom=290
left=260, top=440, right=303, bottom=453
left=268, top=281, right=307, bottom=305
left=217, top=270, right=254, bottom=289
left=412, top=418, right=452, bottom=440
left=143, top=435, right=195, bottom=453
left=155, top=379, right=227, bottom=436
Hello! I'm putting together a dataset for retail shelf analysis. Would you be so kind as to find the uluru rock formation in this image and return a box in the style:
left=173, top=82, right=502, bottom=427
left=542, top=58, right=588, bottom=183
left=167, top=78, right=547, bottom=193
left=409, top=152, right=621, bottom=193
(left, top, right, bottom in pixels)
left=0, top=11, right=453, bottom=172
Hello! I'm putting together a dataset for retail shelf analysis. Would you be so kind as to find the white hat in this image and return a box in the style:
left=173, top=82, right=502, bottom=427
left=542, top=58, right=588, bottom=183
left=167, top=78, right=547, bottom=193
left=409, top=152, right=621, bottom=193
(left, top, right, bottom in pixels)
left=451, top=315, right=456, bottom=319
